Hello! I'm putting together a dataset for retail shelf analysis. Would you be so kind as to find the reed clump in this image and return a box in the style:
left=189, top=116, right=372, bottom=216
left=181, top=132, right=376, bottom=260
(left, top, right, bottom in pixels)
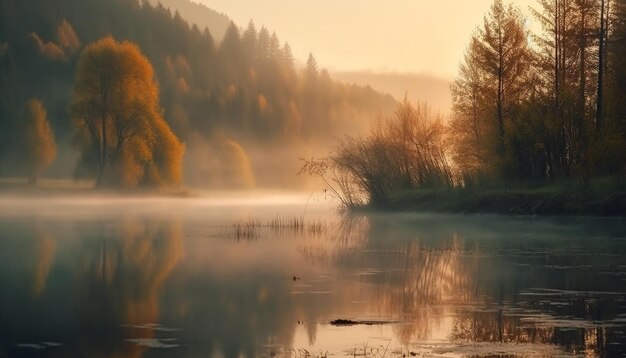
left=228, top=215, right=328, bottom=240
left=230, top=217, right=261, bottom=241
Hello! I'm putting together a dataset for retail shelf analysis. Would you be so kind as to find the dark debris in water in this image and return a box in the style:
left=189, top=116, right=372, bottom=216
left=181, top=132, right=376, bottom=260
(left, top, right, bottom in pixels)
left=330, top=318, right=397, bottom=326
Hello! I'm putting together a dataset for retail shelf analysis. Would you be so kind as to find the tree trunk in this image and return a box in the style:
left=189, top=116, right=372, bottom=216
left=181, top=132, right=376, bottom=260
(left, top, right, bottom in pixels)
left=28, top=166, right=37, bottom=185
left=497, top=32, right=505, bottom=160
left=97, top=85, right=109, bottom=187
left=596, top=0, right=606, bottom=135
left=578, top=3, right=589, bottom=179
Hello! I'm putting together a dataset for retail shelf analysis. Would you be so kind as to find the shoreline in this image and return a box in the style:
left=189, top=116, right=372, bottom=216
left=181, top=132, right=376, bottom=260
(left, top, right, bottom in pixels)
left=0, top=179, right=193, bottom=198
left=354, top=188, right=626, bottom=217
left=2, top=178, right=625, bottom=217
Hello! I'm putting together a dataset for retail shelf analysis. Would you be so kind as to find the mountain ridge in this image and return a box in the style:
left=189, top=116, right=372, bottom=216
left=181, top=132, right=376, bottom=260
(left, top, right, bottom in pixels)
left=147, top=0, right=231, bottom=41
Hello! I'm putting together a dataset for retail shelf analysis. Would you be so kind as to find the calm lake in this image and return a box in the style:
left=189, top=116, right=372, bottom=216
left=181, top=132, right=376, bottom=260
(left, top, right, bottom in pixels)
left=1, top=193, right=625, bottom=357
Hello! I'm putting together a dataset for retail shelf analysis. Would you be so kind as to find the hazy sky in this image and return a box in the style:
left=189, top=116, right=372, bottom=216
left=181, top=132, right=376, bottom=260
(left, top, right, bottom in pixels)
left=197, top=0, right=536, bottom=80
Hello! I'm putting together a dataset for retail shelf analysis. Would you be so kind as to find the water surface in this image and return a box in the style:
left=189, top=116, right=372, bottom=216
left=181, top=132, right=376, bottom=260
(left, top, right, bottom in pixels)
left=0, top=194, right=625, bottom=357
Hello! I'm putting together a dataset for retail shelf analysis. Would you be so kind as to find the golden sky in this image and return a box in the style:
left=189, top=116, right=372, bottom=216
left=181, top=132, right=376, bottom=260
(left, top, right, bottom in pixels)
left=197, top=0, right=537, bottom=80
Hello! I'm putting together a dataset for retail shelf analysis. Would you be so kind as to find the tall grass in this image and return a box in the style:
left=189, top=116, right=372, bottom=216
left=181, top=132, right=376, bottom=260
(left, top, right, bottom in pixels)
left=229, top=217, right=261, bottom=241
left=300, top=100, right=453, bottom=208
left=227, top=215, right=328, bottom=240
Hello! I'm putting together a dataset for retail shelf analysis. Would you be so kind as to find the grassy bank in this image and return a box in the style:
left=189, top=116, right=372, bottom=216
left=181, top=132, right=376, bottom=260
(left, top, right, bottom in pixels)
left=0, top=178, right=191, bottom=198
left=365, top=182, right=626, bottom=216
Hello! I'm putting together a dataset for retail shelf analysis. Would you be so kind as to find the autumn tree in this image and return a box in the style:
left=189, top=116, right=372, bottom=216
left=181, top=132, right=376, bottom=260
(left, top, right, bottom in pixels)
left=0, top=0, right=397, bottom=187
left=603, top=0, right=626, bottom=174
left=17, top=98, right=57, bottom=184
left=596, top=0, right=609, bottom=134
left=215, top=137, right=255, bottom=189
left=451, top=0, right=532, bottom=183
left=530, top=0, right=602, bottom=176
left=475, top=0, right=532, bottom=160
left=28, top=19, right=80, bottom=62
left=56, top=19, right=80, bottom=55
left=450, top=41, right=492, bottom=182
left=70, top=37, right=184, bottom=188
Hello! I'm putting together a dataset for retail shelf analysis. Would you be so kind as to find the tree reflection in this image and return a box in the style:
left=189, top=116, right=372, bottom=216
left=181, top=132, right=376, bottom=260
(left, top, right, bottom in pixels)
left=448, top=307, right=621, bottom=356
left=76, top=217, right=184, bottom=358
left=31, top=224, right=57, bottom=298
left=330, top=214, right=626, bottom=356
left=377, top=235, right=474, bottom=344
left=296, top=213, right=369, bottom=266
left=1, top=211, right=625, bottom=357
left=294, top=215, right=475, bottom=346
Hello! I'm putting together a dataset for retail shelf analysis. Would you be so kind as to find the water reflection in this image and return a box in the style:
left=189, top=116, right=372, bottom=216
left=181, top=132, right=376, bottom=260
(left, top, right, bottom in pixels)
left=0, top=202, right=624, bottom=357
left=381, top=236, right=474, bottom=344
left=296, top=213, right=369, bottom=266
left=31, top=224, right=57, bottom=298
left=366, top=214, right=626, bottom=357
left=76, top=218, right=184, bottom=357
left=0, top=216, right=185, bottom=357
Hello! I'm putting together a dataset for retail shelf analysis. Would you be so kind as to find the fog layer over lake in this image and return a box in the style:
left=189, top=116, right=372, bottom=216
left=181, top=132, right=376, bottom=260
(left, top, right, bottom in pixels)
left=1, top=194, right=625, bottom=357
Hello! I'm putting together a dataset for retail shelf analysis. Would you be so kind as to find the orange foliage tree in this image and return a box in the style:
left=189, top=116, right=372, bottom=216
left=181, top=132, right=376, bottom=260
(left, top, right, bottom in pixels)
left=450, top=0, right=532, bottom=184
left=70, top=37, right=184, bottom=187
left=18, top=98, right=57, bottom=184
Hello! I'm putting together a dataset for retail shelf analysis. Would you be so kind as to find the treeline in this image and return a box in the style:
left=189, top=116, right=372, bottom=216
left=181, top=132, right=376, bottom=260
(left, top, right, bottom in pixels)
left=0, top=0, right=395, bottom=186
left=146, top=0, right=231, bottom=41
left=450, top=0, right=626, bottom=186
left=307, top=0, right=626, bottom=208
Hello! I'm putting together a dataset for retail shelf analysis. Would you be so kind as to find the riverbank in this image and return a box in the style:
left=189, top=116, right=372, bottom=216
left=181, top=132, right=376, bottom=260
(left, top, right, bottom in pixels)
left=0, top=178, right=192, bottom=198
left=365, top=185, right=626, bottom=216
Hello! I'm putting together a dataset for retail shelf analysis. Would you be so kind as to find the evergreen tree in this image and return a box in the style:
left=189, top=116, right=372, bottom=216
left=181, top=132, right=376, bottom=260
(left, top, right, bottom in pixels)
left=281, top=42, right=294, bottom=67
left=257, top=26, right=270, bottom=60
left=241, top=20, right=257, bottom=58
left=306, top=53, right=319, bottom=80
left=269, top=31, right=281, bottom=59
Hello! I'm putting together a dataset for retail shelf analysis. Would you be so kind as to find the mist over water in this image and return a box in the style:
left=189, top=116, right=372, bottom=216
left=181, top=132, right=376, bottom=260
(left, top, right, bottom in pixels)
left=1, top=0, right=625, bottom=356
left=0, top=194, right=625, bottom=357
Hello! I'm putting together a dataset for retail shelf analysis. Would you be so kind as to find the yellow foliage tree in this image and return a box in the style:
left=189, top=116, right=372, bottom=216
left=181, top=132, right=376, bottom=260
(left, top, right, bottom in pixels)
left=70, top=37, right=184, bottom=188
left=56, top=19, right=80, bottom=55
left=219, top=138, right=255, bottom=189
left=19, top=98, right=57, bottom=184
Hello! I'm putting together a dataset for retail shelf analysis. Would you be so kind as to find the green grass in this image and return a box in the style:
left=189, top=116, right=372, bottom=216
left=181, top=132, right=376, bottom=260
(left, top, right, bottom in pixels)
left=362, top=179, right=626, bottom=216
left=0, top=177, right=95, bottom=195
left=0, top=177, right=192, bottom=197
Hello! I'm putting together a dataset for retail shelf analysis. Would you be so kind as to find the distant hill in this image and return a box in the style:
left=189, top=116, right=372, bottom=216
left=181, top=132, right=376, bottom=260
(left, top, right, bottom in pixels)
left=0, top=0, right=396, bottom=186
left=331, top=71, right=452, bottom=115
left=148, top=0, right=231, bottom=41
left=151, top=0, right=434, bottom=116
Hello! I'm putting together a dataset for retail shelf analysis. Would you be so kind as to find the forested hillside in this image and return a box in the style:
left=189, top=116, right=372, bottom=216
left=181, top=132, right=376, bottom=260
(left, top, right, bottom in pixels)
left=0, top=0, right=396, bottom=187
left=146, top=0, right=231, bottom=41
